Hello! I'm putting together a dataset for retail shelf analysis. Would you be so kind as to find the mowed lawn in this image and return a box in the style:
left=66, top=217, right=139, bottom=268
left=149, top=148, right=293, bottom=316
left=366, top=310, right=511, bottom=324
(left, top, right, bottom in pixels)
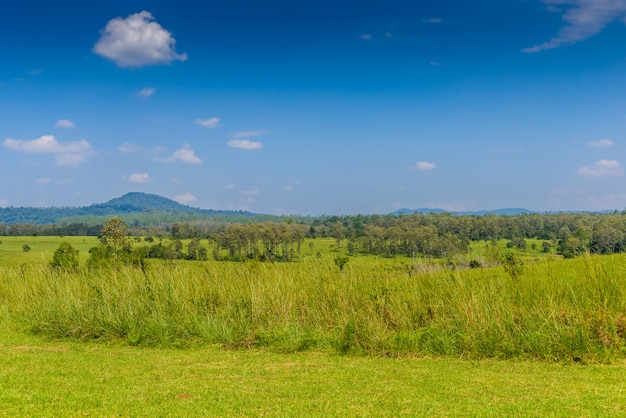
left=1, top=328, right=625, bottom=417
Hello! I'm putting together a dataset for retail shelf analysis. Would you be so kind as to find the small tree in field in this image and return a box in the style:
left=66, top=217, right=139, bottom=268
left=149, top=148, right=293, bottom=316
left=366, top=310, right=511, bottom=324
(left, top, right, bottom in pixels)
left=499, top=251, right=524, bottom=282
left=50, top=242, right=79, bottom=270
left=90, top=217, right=132, bottom=267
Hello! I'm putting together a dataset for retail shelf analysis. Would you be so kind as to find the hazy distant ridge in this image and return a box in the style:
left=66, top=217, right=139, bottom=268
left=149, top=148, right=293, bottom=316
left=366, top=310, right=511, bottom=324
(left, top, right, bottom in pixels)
left=0, top=192, right=253, bottom=224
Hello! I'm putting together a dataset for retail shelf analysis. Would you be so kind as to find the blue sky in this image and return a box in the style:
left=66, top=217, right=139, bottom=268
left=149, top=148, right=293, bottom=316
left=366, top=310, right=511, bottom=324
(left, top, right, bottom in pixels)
left=2, top=0, right=626, bottom=215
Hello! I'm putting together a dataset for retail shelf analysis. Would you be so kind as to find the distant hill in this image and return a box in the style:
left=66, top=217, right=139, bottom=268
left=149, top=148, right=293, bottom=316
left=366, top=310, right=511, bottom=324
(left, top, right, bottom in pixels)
left=393, top=208, right=534, bottom=216
left=0, top=192, right=254, bottom=225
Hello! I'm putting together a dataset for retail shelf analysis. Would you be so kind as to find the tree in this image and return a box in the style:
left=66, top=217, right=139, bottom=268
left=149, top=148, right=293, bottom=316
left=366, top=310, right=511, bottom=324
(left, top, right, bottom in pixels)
left=499, top=252, right=524, bottom=282
left=99, top=217, right=132, bottom=264
left=101, top=217, right=131, bottom=251
left=50, top=242, right=79, bottom=270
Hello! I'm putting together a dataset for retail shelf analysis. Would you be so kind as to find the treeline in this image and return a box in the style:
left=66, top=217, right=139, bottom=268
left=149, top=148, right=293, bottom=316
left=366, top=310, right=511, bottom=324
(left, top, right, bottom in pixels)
left=5, top=212, right=626, bottom=258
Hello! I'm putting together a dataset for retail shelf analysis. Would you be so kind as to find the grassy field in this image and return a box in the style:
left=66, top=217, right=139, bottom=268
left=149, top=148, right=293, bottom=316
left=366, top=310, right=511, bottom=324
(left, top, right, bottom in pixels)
left=2, top=235, right=626, bottom=415
left=1, top=327, right=626, bottom=416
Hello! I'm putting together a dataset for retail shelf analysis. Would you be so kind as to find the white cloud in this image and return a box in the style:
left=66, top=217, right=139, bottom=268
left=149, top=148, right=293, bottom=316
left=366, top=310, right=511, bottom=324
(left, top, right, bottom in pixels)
left=232, top=130, right=268, bottom=138
left=117, top=142, right=142, bottom=154
left=428, top=60, right=442, bottom=66
left=196, top=117, right=221, bottom=128
left=0, top=199, right=7, bottom=208
left=3, top=135, right=93, bottom=165
left=551, top=187, right=586, bottom=196
left=173, top=192, right=197, bottom=205
left=137, top=87, right=156, bottom=97
left=423, top=18, right=444, bottom=23
left=127, top=173, right=151, bottom=183
left=359, top=34, right=373, bottom=40
left=577, top=159, right=624, bottom=177
left=587, top=138, right=614, bottom=147
left=55, top=119, right=75, bottom=128
left=412, top=161, right=437, bottom=171
left=242, top=187, right=260, bottom=196
left=523, top=0, right=626, bottom=53
left=228, top=139, right=263, bottom=150
left=36, top=178, right=73, bottom=185
left=224, top=184, right=237, bottom=189
left=93, top=10, right=187, bottom=68
left=158, top=143, right=202, bottom=164
left=285, top=180, right=301, bottom=190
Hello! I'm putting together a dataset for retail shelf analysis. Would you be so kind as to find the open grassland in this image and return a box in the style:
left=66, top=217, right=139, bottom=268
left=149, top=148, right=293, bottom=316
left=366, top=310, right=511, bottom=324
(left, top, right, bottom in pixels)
left=0, top=236, right=100, bottom=267
left=2, top=236, right=626, bottom=414
left=1, top=328, right=626, bottom=416
left=1, top=241, right=626, bottom=362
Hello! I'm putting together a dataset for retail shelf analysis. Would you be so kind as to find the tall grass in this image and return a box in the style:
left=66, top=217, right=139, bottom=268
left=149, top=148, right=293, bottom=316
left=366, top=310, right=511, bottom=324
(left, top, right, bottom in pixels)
left=1, top=254, right=625, bottom=361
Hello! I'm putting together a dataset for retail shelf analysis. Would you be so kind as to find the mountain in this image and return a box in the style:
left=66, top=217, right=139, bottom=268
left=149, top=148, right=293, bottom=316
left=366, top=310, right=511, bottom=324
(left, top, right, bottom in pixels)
left=393, top=208, right=534, bottom=216
left=0, top=192, right=254, bottom=225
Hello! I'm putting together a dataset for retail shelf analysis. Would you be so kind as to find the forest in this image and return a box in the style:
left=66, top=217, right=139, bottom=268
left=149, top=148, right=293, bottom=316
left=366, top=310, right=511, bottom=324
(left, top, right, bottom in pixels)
left=4, top=211, right=626, bottom=260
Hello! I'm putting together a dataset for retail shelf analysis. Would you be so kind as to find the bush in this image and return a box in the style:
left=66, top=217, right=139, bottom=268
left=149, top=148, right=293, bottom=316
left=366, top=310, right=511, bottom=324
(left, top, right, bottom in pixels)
left=499, top=252, right=524, bottom=282
left=22, top=244, right=31, bottom=252
left=49, top=242, right=79, bottom=271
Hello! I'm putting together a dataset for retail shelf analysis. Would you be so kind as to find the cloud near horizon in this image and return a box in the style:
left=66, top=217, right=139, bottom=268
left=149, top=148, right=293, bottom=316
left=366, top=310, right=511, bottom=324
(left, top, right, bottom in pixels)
left=157, top=144, right=202, bottom=164
left=577, top=159, right=624, bottom=177
left=3, top=135, right=94, bottom=165
left=93, top=10, right=187, bottom=68
left=523, top=0, right=626, bottom=53
left=127, top=173, right=151, bottom=183
left=173, top=192, right=197, bottom=205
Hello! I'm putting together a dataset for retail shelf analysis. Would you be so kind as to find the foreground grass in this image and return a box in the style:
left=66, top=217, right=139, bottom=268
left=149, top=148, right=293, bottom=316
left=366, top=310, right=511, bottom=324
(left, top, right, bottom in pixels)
left=1, top=329, right=625, bottom=417
left=2, top=253, right=626, bottom=362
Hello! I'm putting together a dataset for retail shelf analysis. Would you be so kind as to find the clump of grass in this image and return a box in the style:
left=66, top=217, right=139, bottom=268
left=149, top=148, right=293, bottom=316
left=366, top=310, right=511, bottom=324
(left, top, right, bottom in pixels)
left=0, top=254, right=625, bottom=362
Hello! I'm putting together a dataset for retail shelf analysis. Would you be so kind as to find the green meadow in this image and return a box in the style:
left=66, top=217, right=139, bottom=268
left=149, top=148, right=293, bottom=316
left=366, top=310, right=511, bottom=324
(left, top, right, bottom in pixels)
left=1, top=235, right=626, bottom=415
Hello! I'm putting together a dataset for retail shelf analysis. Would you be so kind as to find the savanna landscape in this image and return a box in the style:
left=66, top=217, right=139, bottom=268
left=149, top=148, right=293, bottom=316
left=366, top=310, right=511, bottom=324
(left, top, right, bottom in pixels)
left=2, top=193, right=626, bottom=415
left=5, top=0, right=626, bottom=416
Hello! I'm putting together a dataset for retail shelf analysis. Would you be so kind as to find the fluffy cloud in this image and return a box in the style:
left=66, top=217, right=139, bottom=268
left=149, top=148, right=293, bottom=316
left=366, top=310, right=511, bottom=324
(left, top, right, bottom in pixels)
left=523, top=0, right=626, bottom=53
left=55, top=119, right=75, bottom=128
left=3, top=135, right=93, bottom=165
left=228, top=139, right=263, bottom=150
left=93, top=10, right=187, bottom=68
left=137, top=87, right=156, bottom=97
left=359, top=34, right=373, bottom=40
left=196, top=117, right=221, bottom=128
left=127, top=173, right=151, bottom=183
left=577, top=159, right=624, bottom=177
left=173, top=192, right=197, bottom=205
left=412, top=161, right=436, bottom=171
left=587, top=138, right=614, bottom=147
left=158, top=144, right=202, bottom=164
left=0, top=199, right=7, bottom=208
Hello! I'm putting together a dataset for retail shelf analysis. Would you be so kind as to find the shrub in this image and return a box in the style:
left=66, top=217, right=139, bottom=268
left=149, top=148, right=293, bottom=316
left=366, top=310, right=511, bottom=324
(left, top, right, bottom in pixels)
left=22, top=244, right=31, bottom=252
left=49, top=242, right=79, bottom=271
left=499, top=251, right=524, bottom=282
